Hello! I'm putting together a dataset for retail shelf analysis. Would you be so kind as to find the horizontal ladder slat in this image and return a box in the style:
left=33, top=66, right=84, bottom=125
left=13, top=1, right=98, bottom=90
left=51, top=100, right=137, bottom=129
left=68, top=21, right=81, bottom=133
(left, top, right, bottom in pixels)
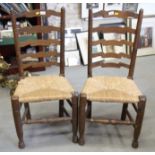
left=92, top=52, right=130, bottom=59
left=19, top=39, right=60, bottom=47
left=92, top=27, right=136, bottom=34
left=22, top=61, right=59, bottom=69
left=18, top=25, right=60, bottom=34
left=92, top=61, right=130, bottom=68
left=87, top=118, right=135, bottom=125
left=21, top=51, right=60, bottom=59
left=93, top=10, right=139, bottom=18
left=92, top=39, right=133, bottom=46
left=18, top=9, right=61, bottom=18
left=24, top=117, right=71, bottom=124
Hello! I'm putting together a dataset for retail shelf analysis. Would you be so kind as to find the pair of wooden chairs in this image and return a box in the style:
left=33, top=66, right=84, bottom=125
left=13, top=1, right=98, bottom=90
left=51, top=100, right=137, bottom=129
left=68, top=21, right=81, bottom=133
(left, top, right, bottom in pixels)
left=11, top=8, right=146, bottom=149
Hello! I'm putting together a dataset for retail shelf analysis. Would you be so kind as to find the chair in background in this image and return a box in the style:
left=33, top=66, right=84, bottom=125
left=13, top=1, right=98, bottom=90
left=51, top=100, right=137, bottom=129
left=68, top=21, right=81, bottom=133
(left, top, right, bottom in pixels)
left=79, top=9, right=146, bottom=148
left=11, top=8, right=78, bottom=148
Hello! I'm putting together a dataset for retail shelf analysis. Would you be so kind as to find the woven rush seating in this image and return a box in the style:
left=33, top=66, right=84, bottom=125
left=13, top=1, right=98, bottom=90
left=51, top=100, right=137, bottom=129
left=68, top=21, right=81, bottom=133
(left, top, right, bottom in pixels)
left=82, top=76, right=142, bottom=103
left=14, top=75, right=74, bottom=102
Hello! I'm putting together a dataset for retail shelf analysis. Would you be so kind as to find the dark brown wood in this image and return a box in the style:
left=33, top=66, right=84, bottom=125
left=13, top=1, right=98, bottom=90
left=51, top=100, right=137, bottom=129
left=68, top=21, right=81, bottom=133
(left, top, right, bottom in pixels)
left=21, top=107, right=28, bottom=122
left=92, top=26, right=136, bottom=34
left=92, top=39, right=133, bottom=47
left=128, top=9, right=143, bottom=79
left=92, top=52, right=130, bottom=59
left=24, top=103, right=31, bottom=120
left=92, top=62, right=130, bottom=69
left=87, top=118, right=134, bottom=125
left=60, top=7, right=65, bottom=76
left=59, top=100, right=64, bottom=117
left=24, top=117, right=71, bottom=124
left=66, top=99, right=72, bottom=107
left=18, top=25, right=60, bottom=34
left=11, top=13, right=23, bottom=76
left=19, top=39, right=60, bottom=47
left=18, top=9, right=61, bottom=18
left=126, top=110, right=134, bottom=125
left=88, top=9, right=93, bottom=77
left=79, top=93, right=87, bottom=145
left=35, top=6, right=44, bottom=64
left=121, top=103, right=128, bottom=120
left=72, top=92, right=78, bottom=143
left=11, top=96, right=25, bottom=149
left=86, top=101, right=92, bottom=119
left=63, top=107, right=70, bottom=117
left=132, top=103, right=138, bottom=113
left=132, top=96, right=146, bottom=148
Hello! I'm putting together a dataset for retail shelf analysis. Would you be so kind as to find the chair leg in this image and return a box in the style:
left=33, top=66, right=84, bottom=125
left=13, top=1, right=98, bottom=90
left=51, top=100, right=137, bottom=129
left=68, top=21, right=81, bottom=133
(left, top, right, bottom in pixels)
left=79, top=93, right=87, bottom=145
left=132, top=96, right=146, bottom=148
left=72, top=92, right=78, bottom=143
left=87, top=101, right=92, bottom=119
left=24, top=103, right=31, bottom=120
left=11, top=96, right=25, bottom=149
left=121, top=103, right=128, bottom=120
left=59, top=100, right=64, bottom=117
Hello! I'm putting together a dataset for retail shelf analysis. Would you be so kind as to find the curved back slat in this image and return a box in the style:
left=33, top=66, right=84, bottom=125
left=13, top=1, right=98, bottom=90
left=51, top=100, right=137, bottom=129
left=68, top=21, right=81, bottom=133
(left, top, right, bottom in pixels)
left=19, top=39, right=60, bottom=47
left=92, top=61, right=130, bottom=68
left=92, top=52, right=130, bottom=59
left=17, top=9, right=61, bottom=18
left=93, top=10, right=139, bottom=18
left=92, top=26, right=136, bottom=34
left=92, top=39, right=133, bottom=47
left=17, top=25, right=60, bottom=34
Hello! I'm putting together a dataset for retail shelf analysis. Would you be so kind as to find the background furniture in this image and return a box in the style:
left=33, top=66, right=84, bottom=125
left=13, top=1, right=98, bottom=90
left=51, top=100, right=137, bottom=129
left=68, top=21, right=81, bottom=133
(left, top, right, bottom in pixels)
left=79, top=9, right=146, bottom=148
left=0, top=3, right=45, bottom=74
left=11, top=8, right=78, bottom=148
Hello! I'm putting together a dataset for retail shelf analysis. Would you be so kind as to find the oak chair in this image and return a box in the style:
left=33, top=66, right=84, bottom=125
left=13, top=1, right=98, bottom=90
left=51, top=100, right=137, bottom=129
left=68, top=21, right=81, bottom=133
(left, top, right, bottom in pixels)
left=10, top=8, right=78, bottom=148
left=79, top=9, right=146, bottom=148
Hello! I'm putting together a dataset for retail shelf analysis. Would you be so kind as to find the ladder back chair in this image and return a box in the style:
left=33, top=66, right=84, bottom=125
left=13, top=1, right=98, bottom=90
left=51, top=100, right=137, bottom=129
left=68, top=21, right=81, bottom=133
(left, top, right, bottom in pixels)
left=79, top=9, right=146, bottom=148
left=11, top=8, right=78, bottom=149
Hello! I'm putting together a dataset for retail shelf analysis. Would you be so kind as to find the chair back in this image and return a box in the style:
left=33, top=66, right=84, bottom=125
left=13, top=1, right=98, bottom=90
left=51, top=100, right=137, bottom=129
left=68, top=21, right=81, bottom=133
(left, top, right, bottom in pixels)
left=11, top=8, right=65, bottom=77
left=88, top=9, right=143, bottom=79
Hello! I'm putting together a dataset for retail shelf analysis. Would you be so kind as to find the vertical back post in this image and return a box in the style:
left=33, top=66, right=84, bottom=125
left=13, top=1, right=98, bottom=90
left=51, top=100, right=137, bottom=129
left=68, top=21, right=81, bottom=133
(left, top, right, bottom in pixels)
left=11, top=12, right=23, bottom=77
left=60, top=7, right=65, bottom=76
left=128, top=9, right=143, bottom=79
left=88, top=9, right=93, bottom=77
